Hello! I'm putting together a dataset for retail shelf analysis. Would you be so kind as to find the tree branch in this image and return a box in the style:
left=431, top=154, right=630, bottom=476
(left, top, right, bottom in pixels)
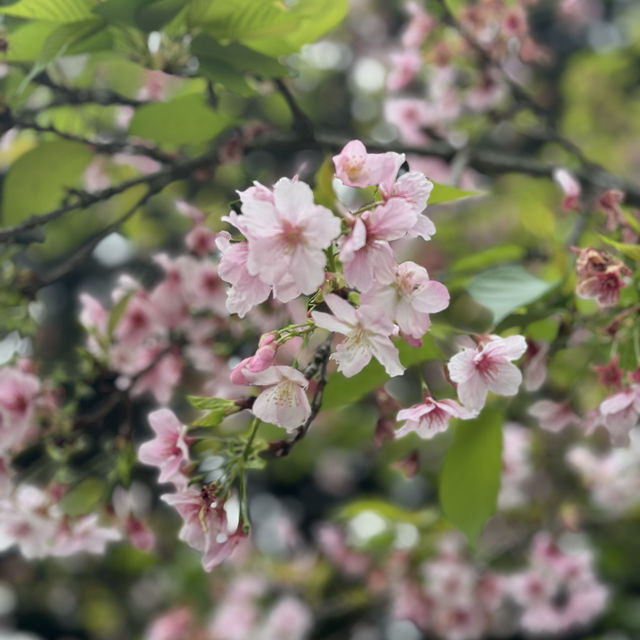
left=274, top=78, right=316, bottom=142
left=0, top=146, right=220, bottom=244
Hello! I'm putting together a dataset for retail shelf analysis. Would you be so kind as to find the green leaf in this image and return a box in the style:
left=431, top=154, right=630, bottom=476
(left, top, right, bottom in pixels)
left=466, top=265, right=556, bottom=326
left=188, top=396, right=239, bottom=427
left=600, top=235, right=640, bottom=262
left=191, top=34, right=287, bottom=78
left=4, top=21, right=59, bottom=62
left=187, top=0, right=299, bottom=39
left=1, top=140, right=93, bottom=226
left=38, top=18, right=107, bottom=67
left=59, top=477, right=106, bottom=516
left=128, top=94, right=234, bottom=145
left=451, top=244, right=525, bottom=274
left=246, top=0, right=349, bottom=56
left=334, top=497, right=438, bottom=528
left=92, top=0, right=146, bottom=25
left=429, top=181, right=481, bottom=204
left=439, top=409, right=503, bottom=543
left=136, top=0, right=191, bottom=31
left=107, top=289, right=135, bottom=337
left=322, top=336, right=441, bottom=410
left=0, top=0, right=94, bottom=22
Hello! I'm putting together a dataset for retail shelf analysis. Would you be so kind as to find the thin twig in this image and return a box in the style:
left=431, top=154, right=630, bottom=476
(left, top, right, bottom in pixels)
left=274, top=78, right=316, bottom=141
left=0, top=147, right=220, bottom=243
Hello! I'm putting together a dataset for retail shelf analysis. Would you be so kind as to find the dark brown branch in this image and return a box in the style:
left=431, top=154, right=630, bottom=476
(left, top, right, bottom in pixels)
left=274, top=78, right=316, bottom=142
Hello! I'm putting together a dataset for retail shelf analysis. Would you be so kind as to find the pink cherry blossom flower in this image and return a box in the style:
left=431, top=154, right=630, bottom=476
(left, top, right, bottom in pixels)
left=216, top=232, right=271, bottom=318
left=260, top=597, right=313, bottom=640
left=231, top=177, right=341, bottom=301
left=138, top=409, right=190, bottom=485
left=599, top=385, right=640, bottom=446
left=312, top=293, right=404, bottom=378
left=339, top=199, right=418, bottom=291
left=361, top=261, right=449, bottom=340
left=52, top=513, right=121, bottom=556
left=396, top=396, right=472, bottom=439
left=387, top=49, right=422, bottom=91
left=528, top=399, right=578, bottom=433
left=145, top=607, right=194, bottom=640
left=245, top=365, right=311, bottom=432
left=230, top=334, right=277, bottom=385
left=574, top=246, right=631, bottom=308
left=553, top=168, right=581, bottom=211
left=402, top=1, right=435, bottom=48
left=333, top=140, right=405, bottom=193
left=0, top=366, right=40, bottom=455
left=384, top=171, right=437, bottom=240
left=522, top=339, right=549, bottom=391
left=161, top=486, right=244, bottom=571
left=384, top=97, right=432, bottom=145
left=447, top=335, right=527, bottom=412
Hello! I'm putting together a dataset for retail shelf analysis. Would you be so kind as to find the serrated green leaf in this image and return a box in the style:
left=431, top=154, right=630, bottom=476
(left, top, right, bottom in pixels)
left=128, top=94, right=234, bottom=145
left=322, top=336, right=441, bottom=410
left=136, top=0, right=191, bottom=31
left=187, top=0, right=298, bottom=39
left=439, top=409, right=503, bottom=543
left=246, top=0, right=348, bottom=56
left=191, top=34, right=287, bottom=78
left=466, top=265, right=556, bottom=326
left=0, top=0, right=94, bottom=22
left=1, top=140, right=93, bottom=226
left=600, top=235, right=640, bottom=262
left=59, top=477, right=106, bottom=516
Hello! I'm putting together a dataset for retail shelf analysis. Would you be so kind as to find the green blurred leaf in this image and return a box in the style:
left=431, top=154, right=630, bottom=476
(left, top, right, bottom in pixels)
left=191, top=34, right=287, bottom=78
left=439, top=409, right=502, bottom=543
left=1, top=140, right=93, bottom=226
left=4, top=21, right=59, bottom=61
left=136, top=0, right=191, bottom=30
left=38, top=18, right=107, bottom=66
left=334, top=497, right=438, bottom=528
left=187, top=0, right=298, bottom=39
left=600, top=235, right=640, bottom=262
left=92, top=0, right=145, bottom=25
left=0, top=0, right=94, bottom=21
left=59, top=477, right=106, bottom=516
left=451, top=244, right=525, bottom=274
left=466, top=265, right=556, bottom=325
left=128, top=94, right=234, bottom=145
left=322, top=336, right=441, bottom=410
left=429, top=181, right=480, bottom=204
left=246, top=0, right=348, bottom=56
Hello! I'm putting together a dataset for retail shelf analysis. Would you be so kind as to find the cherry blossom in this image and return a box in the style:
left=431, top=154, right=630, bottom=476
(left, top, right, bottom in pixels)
left=528, top=399, right=578, bottom=433
left=396, top=395, right=471, bottom=439
left=0, top=366, right=40, bottom=455
left=228, top=177, right=341, bottom=301
left=499, top=424, right=533, bottom=510
left=312, top=293, right=404, bottom=378
left=161, top=486, right=245, bottom=572
left=361, top=261, right=449, bottom=340
left=447, top=335, right=527, bottom=412
left=574, top=246, right=631, bottom=308
left=245, top=365, right=311, bottom=432
left=339, top=199, right=418, bottom=291
left=332, top=139, right=405, bottom=192
left=598, top=385, right=640, bottom=446
left=138, top=409, right=190, bottom=485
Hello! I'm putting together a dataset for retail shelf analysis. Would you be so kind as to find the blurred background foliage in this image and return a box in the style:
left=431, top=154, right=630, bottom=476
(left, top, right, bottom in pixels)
left=0, top=0, right=640, bottom=638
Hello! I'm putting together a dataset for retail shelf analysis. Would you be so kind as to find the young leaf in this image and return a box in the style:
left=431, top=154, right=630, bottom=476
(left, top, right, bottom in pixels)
left=466, top=265, right=556, bottom=325
left=128, top=94, right=234, bottom=145
left=59, top=477, right=106, bottom=516
left=1, top=141, right=93, bottom=226
left=188, top=396, right=239, bottom=427
left=439, top=409, right=503, bottom=543
left=600, top=235, right=640, bottom=262
left=0, top=0, right=94, bottom=22
left=429, top=181, right=481, bottom=204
